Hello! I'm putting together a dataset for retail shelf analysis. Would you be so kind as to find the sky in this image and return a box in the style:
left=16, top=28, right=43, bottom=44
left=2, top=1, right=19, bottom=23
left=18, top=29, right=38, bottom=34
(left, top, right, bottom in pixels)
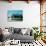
left=8, top=10, right=23, bottom=16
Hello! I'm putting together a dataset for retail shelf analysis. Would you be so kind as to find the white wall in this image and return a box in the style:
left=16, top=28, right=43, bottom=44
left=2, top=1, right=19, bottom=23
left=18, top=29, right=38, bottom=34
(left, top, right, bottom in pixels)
left=0, top=1, right=40, bottom=29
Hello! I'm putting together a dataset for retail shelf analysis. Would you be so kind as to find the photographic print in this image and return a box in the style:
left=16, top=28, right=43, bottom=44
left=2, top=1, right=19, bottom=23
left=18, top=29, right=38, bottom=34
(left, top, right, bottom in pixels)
left=8, top=10, right=23, bottom=21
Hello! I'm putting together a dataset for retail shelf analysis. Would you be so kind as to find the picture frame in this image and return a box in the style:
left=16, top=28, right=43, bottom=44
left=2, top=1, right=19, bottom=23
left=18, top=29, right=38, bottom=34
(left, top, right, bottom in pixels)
left=8, top=10, right=23, bottom=21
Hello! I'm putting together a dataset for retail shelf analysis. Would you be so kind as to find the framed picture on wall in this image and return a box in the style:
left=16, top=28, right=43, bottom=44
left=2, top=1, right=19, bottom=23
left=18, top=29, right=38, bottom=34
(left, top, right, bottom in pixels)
left=8, top=10, right=23, bottom=21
